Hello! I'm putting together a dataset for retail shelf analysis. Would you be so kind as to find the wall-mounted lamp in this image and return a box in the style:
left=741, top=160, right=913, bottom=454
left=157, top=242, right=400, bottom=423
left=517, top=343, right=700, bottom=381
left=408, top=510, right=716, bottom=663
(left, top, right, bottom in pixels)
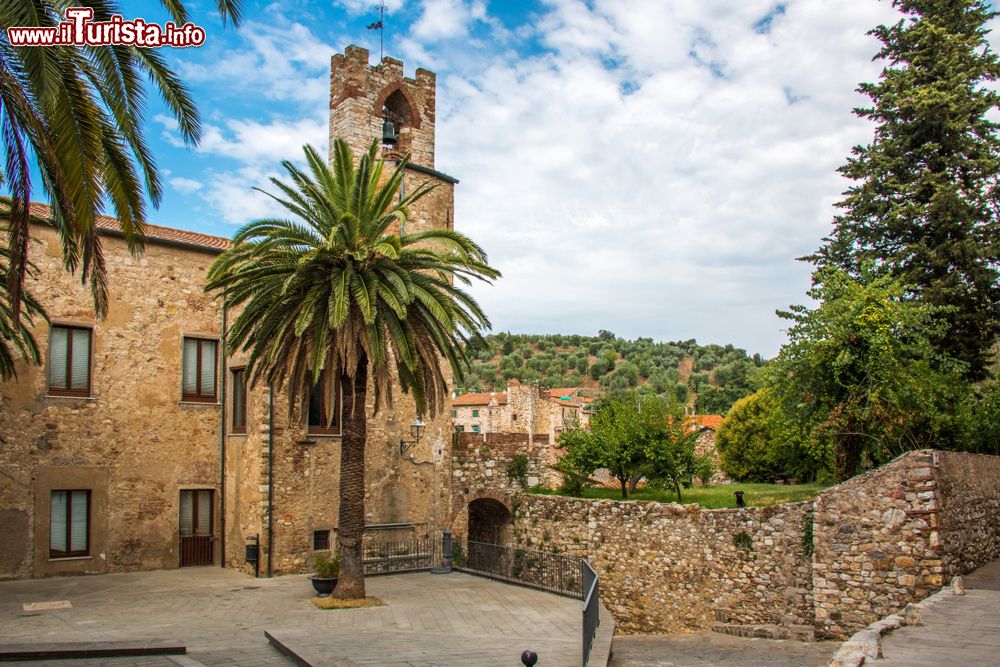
left=399, top=416, right=426, bottom=455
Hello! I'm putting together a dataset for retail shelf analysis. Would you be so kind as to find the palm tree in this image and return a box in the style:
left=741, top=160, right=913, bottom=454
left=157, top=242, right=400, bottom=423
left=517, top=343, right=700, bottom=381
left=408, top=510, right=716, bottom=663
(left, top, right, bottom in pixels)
left=206, top=140, right=500, bottom=597
left=0, top=0, right=242, bottom=322
left=0, top=223, right=43, bottom=379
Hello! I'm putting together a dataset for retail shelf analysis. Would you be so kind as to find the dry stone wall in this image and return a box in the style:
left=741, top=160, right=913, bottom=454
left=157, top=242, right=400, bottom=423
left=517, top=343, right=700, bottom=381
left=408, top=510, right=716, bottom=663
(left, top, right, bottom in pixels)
left=520, top=450, right=1000, bottom=640
left=514, top=494, right=814, bottom=636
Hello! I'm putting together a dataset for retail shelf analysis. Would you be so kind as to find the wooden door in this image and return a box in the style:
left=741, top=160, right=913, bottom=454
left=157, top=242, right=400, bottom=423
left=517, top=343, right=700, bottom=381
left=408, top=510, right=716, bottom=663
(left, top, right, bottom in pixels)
left=179, top=489, right=214, bottom=567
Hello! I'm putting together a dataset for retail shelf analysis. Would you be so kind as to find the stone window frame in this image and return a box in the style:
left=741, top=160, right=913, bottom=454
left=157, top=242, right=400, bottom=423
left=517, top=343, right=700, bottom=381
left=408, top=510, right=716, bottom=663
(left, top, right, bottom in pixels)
left=49, top=489, right=91, bottom=559
left=46, top=322, right=93, bottom=398
left=180, top=335, right=220, bottom=404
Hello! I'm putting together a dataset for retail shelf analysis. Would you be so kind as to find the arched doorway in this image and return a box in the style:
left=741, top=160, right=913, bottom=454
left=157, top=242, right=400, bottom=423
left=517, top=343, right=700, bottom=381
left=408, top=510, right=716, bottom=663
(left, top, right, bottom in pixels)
left=467, top=498, right=512, bottom=545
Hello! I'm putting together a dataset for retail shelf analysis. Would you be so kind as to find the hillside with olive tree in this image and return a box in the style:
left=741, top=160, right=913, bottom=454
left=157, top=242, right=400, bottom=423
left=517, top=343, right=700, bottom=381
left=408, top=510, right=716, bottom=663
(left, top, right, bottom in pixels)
left=459, top=330, right=764, bottom=415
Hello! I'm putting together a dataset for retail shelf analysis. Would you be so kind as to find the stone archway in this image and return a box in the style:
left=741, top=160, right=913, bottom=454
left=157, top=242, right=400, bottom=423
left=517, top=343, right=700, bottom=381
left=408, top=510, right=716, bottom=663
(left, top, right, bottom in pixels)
left=467, top=497, right=512, bottom=545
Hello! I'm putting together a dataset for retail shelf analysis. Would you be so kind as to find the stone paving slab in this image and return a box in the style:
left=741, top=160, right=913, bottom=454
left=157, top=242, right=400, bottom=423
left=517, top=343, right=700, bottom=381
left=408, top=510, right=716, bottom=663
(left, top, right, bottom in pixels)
left=0, top=568, right=585, bottom=667
left=875, top=560, right=1000, bottom=666
left=607, top=633, right=839, bottom=667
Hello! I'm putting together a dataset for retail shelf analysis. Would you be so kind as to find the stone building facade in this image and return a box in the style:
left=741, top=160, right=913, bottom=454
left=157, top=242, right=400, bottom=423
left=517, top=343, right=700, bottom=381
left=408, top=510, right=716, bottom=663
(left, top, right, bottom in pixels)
left=452, top=380, right=592, bottom=442
left=0, top=45, right=463, bottom=580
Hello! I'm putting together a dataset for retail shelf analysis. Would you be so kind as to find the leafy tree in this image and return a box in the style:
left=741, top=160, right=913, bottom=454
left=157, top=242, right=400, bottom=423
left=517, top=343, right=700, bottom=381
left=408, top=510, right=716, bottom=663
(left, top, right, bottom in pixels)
left=206, top=140, right=499, bottom=598
left=557, top=391, right=695, bottom=499
left=1, top=0, right=241, bottom=321
left=715, top=389, right=822, bottom=482
left=811, top=0, right=1000, bottom=378
left=770, top=268, right=969, bottom=480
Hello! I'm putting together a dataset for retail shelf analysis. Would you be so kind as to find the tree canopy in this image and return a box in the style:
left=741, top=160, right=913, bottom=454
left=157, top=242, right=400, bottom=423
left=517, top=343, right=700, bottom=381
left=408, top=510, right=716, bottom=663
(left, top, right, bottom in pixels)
left=811, top=0, right=1000, bottom=378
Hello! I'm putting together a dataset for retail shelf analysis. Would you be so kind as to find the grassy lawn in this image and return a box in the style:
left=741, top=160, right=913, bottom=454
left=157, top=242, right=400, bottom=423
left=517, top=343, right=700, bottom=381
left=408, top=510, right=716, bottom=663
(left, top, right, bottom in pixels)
left=528, top=482, right=827, bottom=509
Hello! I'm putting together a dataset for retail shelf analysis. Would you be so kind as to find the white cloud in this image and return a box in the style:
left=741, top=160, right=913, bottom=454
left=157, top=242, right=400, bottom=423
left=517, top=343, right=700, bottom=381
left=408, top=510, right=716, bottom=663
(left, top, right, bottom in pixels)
left=428, top=0, right=919, bottom=355
left=177, top=21, right=335, bottom=106
left=166, top=0, right=996, bottom=356
left=169, top=177, right=203, bottom=194
left=333, top=0, right=405, bottom=15
left=196, top=115, right=328, bottom=164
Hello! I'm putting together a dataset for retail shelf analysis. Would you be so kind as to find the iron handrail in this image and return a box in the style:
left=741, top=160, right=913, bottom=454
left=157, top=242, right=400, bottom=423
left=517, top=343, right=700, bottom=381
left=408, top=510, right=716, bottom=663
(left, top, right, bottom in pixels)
left=582, top=560, right=599, bottom=667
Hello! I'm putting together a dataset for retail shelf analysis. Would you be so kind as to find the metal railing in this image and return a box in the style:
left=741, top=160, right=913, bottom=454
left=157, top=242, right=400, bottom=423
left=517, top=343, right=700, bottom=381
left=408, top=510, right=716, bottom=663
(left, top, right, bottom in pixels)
left=453, top=538, right=586, bottom=600
left=361, top=536, right=440, bottom=575
left=582, top=560, right=600, bottom=667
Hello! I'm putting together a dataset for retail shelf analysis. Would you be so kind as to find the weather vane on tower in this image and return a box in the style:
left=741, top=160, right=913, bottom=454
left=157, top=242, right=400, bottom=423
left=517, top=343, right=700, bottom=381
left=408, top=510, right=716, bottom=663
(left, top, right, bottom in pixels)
left=366, top=1, right=388, bottom=61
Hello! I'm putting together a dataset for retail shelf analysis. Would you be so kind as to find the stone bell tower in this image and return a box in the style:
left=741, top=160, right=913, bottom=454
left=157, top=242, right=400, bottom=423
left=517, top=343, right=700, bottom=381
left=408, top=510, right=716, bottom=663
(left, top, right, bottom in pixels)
left=325, top=45, right=458, bottom=536
left=329, top=45, right=439, bottom=168
left=328, top=45, right=456, bottom=235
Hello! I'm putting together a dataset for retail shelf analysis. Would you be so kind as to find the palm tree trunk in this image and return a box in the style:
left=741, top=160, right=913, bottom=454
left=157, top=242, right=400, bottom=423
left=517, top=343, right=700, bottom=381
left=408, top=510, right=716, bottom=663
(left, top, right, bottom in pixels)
left=333, top=353, right=368, bottom=599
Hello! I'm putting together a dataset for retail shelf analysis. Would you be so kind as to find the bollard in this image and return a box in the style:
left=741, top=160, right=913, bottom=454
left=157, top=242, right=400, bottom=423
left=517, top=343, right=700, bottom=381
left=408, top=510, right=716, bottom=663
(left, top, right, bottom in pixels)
left=432, top=529, right=453, bottom=574
left=521, top=650, right=538, bottom=666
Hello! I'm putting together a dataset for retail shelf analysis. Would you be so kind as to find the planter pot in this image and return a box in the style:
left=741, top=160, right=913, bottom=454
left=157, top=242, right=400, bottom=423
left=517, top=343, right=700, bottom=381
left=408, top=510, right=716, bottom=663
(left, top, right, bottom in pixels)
left=308, top=575, right=338, bottom=597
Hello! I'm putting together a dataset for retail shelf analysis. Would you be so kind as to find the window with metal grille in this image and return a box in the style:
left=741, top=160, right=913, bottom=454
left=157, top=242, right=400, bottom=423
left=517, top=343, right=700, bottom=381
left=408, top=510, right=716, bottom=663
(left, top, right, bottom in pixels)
left=313, top=530, right=330, bottom=551
left=48, top=325, right=91, bottom=397
left=50, top=490, right=90, bottom=558
left=182, top=338, right=217, bottom=402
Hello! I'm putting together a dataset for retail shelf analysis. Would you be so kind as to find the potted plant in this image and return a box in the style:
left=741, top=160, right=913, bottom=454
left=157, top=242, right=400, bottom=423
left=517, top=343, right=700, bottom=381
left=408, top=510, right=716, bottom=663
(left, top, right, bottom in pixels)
left=308, top=552, right=340, bottom=597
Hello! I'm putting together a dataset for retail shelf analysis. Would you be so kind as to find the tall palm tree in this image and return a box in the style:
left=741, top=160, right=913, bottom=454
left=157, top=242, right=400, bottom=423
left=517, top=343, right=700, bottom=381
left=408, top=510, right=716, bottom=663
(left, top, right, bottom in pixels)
left=0, top=222, right=43, bottom=379
left=206, top=140, right=500, bottom=597
left=0, top=0, right=241, bottom=322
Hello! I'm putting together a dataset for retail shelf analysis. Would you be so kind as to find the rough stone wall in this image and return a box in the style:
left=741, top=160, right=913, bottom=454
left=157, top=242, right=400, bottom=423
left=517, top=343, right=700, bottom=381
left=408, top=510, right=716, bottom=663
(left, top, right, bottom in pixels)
left=935, top=450, right=1000, bottom=575
left=450, top=432, right=553, bottom=537
left=514, top=494, right=814, bottom=635
left=811, top=452, right=941, bottom=638
left=0, top=225, right=223, bottom=579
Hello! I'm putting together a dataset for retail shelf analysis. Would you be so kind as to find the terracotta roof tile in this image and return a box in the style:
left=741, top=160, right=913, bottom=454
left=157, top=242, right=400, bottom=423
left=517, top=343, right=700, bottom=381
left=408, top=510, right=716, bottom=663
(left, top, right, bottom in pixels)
left=11, top=201, right=232, bottom=253
left=689, top=414, right=724, bottom=431
left=453, top=392, right=507, bottom=406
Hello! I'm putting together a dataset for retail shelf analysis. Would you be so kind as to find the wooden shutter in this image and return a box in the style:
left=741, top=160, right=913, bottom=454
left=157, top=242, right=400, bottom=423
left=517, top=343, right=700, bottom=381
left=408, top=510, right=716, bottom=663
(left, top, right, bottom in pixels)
left=69, top=491, right=88, bottom=552
left=49, top=328, right=68, bottom=390
left=199, top=340, right=216, bottom=397
left=50, top=491, right=67, bottom=553
left=179, top=491, right=194, bottom=536
left=183, top=339, right=198, bottom=396
left=70, top=329, right=90, bottom=390
left=196, top=490, right=211, bottom=534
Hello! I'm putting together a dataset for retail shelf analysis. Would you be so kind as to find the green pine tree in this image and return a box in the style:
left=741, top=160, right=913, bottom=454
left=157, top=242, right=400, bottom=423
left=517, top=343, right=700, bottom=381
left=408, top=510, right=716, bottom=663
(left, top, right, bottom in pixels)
left=813, top=0, right=1000, bottom=378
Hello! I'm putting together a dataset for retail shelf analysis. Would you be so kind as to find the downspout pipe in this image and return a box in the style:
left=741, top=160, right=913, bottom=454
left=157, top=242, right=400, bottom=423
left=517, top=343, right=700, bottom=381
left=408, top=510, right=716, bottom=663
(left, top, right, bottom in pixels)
left=219, top=301, right=227, bottom=568
left=267, top=381, right=274, bottom=578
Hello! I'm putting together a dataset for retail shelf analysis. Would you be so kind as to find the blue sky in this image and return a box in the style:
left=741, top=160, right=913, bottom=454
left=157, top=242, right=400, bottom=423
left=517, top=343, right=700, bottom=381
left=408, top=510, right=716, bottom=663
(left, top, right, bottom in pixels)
left=30, top=1, right=1000, bottom=355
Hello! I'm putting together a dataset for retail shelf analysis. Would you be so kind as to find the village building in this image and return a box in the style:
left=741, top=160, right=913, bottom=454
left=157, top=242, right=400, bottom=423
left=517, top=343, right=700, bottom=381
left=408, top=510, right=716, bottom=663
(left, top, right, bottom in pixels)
left=0, top=46, right=472, bottom=580
left=451, top=380, right=592, bottom=442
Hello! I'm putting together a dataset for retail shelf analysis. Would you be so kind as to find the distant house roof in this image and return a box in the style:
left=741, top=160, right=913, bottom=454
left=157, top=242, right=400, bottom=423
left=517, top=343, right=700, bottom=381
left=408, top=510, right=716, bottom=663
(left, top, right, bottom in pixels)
left=549, top=387, right=583, bottom=399
left=453, top=392, right=507, bottom=407
left=690, top=414, right=724, bottom=431
left=8, top=201, right=232, bottom=254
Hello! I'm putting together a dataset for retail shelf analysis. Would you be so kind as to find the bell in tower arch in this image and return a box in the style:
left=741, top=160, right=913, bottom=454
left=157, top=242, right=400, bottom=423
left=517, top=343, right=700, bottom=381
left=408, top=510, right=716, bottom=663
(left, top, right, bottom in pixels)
left=381, top=115, right=397, bottom=146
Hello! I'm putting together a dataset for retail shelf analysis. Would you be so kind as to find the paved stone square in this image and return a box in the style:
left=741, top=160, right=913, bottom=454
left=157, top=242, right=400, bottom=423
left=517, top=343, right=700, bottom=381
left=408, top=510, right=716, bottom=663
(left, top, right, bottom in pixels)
left=875, top=559, right=1000, bottom=666
left=0, top=568, right=582, bottom=666
left=607, top=633, right=839, bottom=667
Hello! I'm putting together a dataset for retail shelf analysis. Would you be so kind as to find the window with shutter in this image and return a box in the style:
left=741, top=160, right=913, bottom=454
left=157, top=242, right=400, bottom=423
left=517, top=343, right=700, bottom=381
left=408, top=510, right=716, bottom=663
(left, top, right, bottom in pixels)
left=231, top=368, right=247, bottom=433
left=48, top=326, right=92, bottom=397
left=50, top=490, right=90, bottom=558
left=182, top=338, right=217, bottom=402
